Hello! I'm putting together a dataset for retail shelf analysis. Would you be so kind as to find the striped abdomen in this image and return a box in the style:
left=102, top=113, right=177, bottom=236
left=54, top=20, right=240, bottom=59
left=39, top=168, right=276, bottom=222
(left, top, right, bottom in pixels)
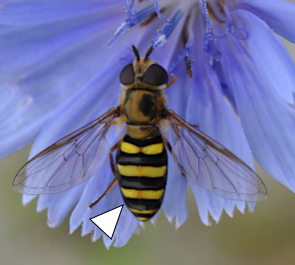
left=116, top=132, right=167, bottom=221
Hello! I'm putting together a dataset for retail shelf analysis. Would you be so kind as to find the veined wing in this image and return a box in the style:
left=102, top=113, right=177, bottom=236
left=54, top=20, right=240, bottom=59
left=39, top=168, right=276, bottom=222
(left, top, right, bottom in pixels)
left=14, top=107, right=119, bottom=195
left=164, top=109, right=267, bottom=201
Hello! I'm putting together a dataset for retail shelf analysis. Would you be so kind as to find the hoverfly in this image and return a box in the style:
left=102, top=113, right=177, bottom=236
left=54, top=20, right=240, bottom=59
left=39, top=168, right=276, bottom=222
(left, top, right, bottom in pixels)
left=14, top=46, right=267, bottom=221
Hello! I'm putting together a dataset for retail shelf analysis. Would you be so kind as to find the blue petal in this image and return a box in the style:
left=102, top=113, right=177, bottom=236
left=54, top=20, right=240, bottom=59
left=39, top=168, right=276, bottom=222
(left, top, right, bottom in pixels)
left=69, top=163, right=115, bottom=234
left=0, top=6, right=125, bottom=159
left=22, top=194, right=36, bottom=205
left=28, top=60, right=121, bottom=157
left=98, top=185, right=128, bottom=248
left=184, top=9, right=254, bottom=222
left=0, top=1, right=122, bottom=25
left=218, top=35, right=295, bottom=192
left=233, top=9, right=295, bottom=103
left=239, top=0, right=295, bottom=43
left=46, top=184, right=86, bottom=228
left=150, top=208, right=161, bottom=225
left=162, top=151, right=187, bottom=224
left=113, top=206, right=138, bottom=247
left=162, top=53, right=191, bottom=224
left=189, top=180, right=246, bottom=225
left=0, top=15, right=123, bottom=73
left=151, top=8, right=190, bottom=69
left=247, top=202, right=256, bottom=212
left=189, top=7, right=255, bottom=170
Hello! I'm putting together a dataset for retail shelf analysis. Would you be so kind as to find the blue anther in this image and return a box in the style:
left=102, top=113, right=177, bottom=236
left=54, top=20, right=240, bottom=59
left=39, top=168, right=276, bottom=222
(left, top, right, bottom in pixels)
left=151, top=10, right=183, bottom=50
left=107, top=4, right=155, bottom=46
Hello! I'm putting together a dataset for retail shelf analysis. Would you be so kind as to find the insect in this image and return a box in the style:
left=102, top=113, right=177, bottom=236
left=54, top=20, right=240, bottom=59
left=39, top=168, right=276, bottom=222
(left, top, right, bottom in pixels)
left=14, top=46, right=267, bottom=221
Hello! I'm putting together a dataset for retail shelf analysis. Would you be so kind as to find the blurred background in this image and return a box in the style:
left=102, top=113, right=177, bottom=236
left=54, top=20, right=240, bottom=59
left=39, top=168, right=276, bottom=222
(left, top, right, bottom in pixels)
left=1, top=9, right=295, bottom=265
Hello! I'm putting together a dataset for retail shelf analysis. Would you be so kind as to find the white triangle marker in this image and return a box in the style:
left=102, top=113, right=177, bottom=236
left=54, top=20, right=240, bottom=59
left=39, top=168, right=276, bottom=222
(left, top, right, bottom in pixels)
left=90, top=205, right=124, bottom=239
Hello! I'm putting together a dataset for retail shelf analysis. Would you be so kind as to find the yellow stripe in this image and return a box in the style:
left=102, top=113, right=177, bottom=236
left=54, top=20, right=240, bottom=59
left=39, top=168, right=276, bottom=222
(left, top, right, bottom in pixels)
left=129, top=207, right=158, bottom=215
left=141, top=143, right=163, bottom=155
left=120, top=141, right=164, bottom=155
left=117, top=164, right=166, bottom=177
left=120, top=141, right=140, bottom=154
left=121, top=187, right=164, bottom=199
left=137, top=217, right=150, bottom=221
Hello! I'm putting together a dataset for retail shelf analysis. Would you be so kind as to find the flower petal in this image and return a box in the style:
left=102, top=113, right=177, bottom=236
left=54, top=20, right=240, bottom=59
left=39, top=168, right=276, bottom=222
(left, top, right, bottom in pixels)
left=218, top=35, right=295, bottom=192
left=0, top=1, right=121, bottom=25
left=69, top=163, right=115, bottom=234
left=28, top=61, right=121, bottom=158
left=184, top=9, right=255, bottom=222
left=162, top=151, right=188, bottom=225
left=233, top=9, right=295, bottom=103
left=239, top=0, right=295, bottom=43
left=113, top=206, right=138, bottom=247
left=47, top=184, right=86, bottom=228
left=0, top=6, right=125, bottom=159
left=162, top=54, right=191, bottom=226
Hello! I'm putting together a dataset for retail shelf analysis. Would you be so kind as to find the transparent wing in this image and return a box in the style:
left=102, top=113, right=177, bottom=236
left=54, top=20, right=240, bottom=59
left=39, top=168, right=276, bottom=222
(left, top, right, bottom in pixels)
left=14, top=107, right=119, bottom=195
left=164, top=109, right=267, bottom=201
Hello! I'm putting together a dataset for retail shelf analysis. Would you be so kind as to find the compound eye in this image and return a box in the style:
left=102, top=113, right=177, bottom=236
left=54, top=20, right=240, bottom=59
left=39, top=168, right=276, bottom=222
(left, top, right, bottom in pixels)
left=120, top=64, right=135, bottom=85
left=142, top=64, right=168, bottom=86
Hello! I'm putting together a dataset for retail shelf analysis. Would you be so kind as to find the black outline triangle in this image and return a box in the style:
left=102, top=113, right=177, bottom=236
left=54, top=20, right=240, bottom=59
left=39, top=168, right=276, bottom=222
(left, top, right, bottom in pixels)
left=90, top=204, right=124, bottom=240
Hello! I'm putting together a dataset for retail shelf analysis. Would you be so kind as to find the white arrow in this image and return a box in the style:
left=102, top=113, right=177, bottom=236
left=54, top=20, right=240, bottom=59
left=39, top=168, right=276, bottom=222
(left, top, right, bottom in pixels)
left=90, top=205, right=124, bottom=239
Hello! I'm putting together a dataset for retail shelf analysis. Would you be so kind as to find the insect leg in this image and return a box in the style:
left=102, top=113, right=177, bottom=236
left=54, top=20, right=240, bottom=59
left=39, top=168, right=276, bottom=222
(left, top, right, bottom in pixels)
left=164, top=74, right=178, bottom=91
left=162, top=134, right=186, bottom=177
left=88, top=140, right=121, bottom=209
left=88, top=178, right=118, bottom=209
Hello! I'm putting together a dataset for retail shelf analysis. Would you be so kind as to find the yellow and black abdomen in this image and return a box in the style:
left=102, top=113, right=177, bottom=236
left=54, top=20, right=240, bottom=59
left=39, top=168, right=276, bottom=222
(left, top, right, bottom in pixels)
left=116, top=132, right=167, bottom=221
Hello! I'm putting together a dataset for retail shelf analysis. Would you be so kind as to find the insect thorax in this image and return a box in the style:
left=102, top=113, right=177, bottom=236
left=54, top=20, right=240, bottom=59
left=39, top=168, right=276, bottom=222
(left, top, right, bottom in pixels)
left=121, top=88, right=164, bottom=139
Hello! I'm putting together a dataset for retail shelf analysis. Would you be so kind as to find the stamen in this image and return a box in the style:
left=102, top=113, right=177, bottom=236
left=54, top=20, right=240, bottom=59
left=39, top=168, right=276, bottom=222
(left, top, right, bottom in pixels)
left=141, top=8, right=166, bottom=26
left=206, top=28, right=230, bottom=40
left=183, top=6, right=197, bottom=77
left=153, top=0, right=171, bottom=25
left=123, top=0, right=137, bottom=25
left=151, top=10, right=183, bottom=50
left=199, top=0, right=213, bottom=35
left=107, top=4, right=154, bottom=46
left=168, top=6, right=196, bottom=76
left=202, top=3, right=248, bottom=60
left=167, top=43, right=193, bottom=74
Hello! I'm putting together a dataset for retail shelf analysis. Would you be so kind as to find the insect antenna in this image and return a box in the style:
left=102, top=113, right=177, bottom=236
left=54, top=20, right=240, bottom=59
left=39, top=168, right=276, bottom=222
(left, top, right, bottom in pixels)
left=132, top=45, right=140, bottom=61
left=144, top=46, right=153, bottom=60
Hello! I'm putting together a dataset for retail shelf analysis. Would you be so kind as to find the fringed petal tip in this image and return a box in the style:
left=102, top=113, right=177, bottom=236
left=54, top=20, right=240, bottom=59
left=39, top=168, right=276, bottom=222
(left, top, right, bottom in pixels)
left=22, top=194, right=36, bottom=206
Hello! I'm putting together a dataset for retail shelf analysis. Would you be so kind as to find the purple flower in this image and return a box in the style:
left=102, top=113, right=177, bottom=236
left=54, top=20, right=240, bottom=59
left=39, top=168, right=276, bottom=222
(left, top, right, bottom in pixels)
left=1, top=0, right=295, bottom=247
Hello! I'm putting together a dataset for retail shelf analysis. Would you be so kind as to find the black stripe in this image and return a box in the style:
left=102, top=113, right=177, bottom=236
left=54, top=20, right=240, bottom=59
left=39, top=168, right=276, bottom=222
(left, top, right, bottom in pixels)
left=123, top=197, right=163, bottom=211
left=132, top=212, right=157, bottom=219
left=117, top=151, right=167, bottom=167
left=119, top=175, right=167, bottom=190
left=123, top=133, right=163, bottom=147
left=129, top=87, right=162, bottom=93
